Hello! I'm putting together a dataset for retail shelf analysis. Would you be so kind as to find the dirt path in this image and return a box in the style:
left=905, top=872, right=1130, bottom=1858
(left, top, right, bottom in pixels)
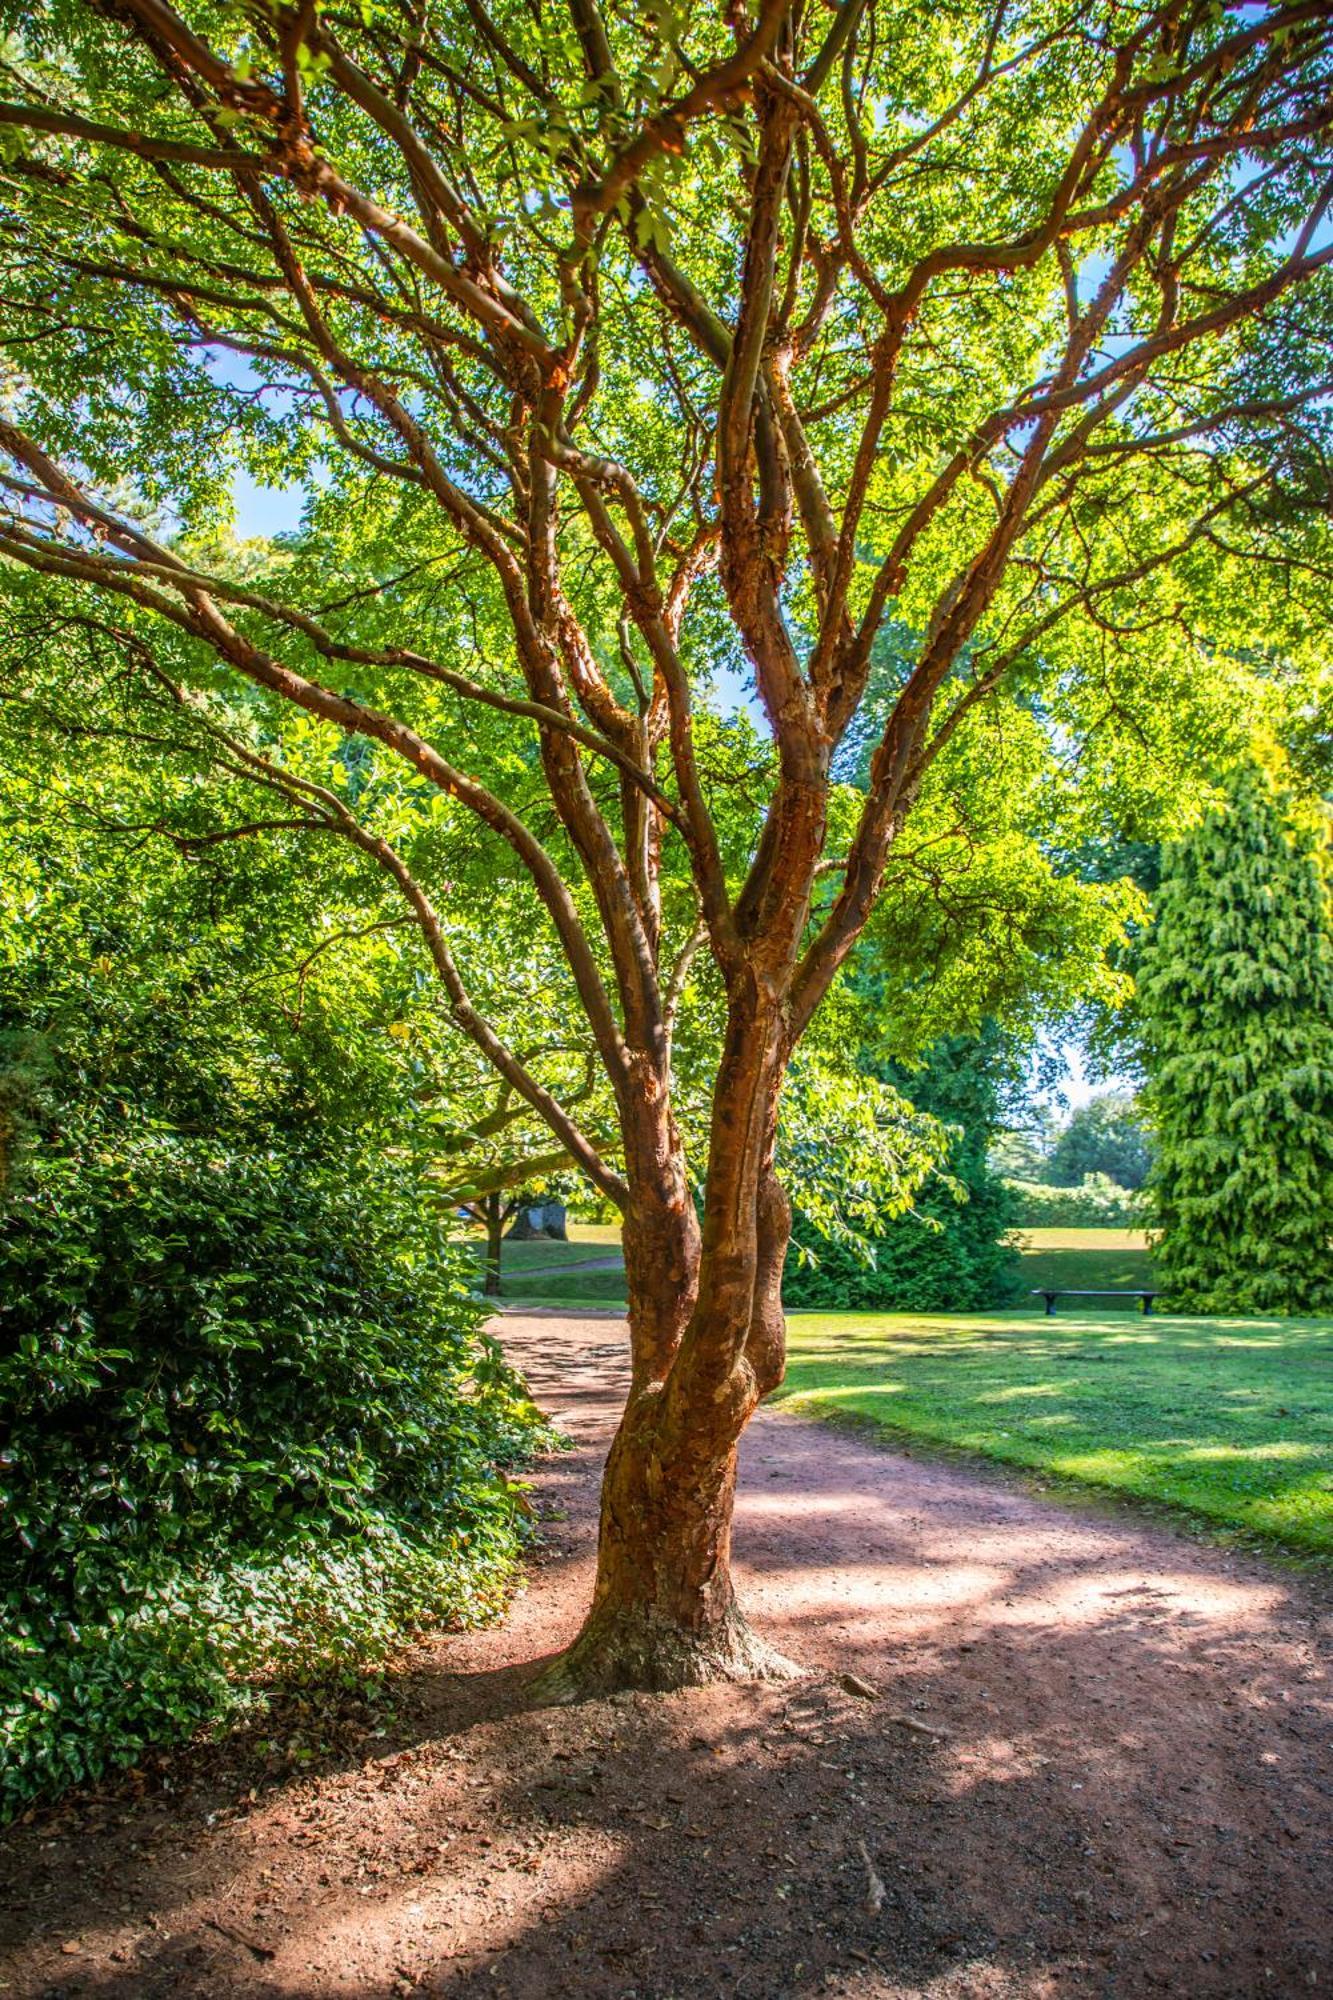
left=2, top=1311, right=1330, bottom=2000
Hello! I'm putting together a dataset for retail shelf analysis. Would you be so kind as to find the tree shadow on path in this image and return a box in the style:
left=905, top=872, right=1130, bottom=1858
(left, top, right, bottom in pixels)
left=2, top=1313, right=1330, bottom=2000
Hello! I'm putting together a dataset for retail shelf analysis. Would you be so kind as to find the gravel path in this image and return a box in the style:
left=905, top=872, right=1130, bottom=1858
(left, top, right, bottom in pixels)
left=2, top=1310, right=1330, bottom=2000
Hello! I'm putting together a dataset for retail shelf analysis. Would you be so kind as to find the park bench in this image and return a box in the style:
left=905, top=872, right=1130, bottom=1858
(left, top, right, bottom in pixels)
left=1032, top=1288, right=1157, bottom=1317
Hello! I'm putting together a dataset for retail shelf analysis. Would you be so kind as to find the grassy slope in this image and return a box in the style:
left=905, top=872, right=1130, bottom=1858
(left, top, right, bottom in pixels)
left=452, top=1229, right=625, bottom=1298
left=494, top=1239, right=620, bottom=1270
left=498, top=1264, right=631, bottom=1302
left=776, top=1310, right=1333, bottom=1557
left=1017, top=1227, right=1154, bottom=1296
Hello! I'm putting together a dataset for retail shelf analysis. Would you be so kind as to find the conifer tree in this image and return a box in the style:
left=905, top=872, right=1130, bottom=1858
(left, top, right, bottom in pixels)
left=1139, top=769, right=1333, bottom=1314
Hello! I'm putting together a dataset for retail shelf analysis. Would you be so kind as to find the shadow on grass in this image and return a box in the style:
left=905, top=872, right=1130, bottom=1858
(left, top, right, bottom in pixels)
left=776, top=1311, right=1333, bottom=1560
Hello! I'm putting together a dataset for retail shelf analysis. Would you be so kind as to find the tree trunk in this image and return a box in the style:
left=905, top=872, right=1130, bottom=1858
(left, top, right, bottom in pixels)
left=534, top=1122, right=801, bottom=1698
left=535, top=1375, right=799, bottom=1696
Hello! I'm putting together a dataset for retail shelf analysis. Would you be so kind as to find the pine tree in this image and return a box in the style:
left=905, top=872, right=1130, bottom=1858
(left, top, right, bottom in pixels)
left=1139, top=767, right=1333, bottom=1314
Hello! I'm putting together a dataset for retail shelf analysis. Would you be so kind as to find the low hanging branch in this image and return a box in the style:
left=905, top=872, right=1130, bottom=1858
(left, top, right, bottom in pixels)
left=1, top=0, right=1331, bottom=1691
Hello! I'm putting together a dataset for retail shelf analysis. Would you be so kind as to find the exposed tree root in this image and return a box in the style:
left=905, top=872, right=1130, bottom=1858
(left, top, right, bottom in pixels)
left=527, top=1601, right=805, bottom=1703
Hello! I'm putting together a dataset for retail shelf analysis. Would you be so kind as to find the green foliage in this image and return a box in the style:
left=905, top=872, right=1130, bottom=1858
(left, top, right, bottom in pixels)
left=0, top=723, right=552, bottom=1819
left=1005, top=1176, right=1143, bottom=1228
left=848, top=655, right=1145, bottom=1061
left=0, top=1119, right=547, bottom=1818
left=0, top=0, right=1328, bottom=1330
left=1045, top=1092, right=1152, bottom=1191
left=1139, top=766, right=1333, bottom=1314
left=785, top=1033, right=1020, bottom=1314
left=988, top=1103, right=1061, bottom=1183
left=775, top=1042, right=955, bottom=1259
left=0, top=1029, right=50, bottom=1195
left=778, top=1310, right=1333, bottom=1559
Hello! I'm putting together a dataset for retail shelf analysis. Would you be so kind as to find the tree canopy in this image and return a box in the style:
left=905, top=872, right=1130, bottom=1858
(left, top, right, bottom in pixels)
left=1046, top=1089, right=1152, bottom=1190
left=2, top=0, right=1332, bottom=1686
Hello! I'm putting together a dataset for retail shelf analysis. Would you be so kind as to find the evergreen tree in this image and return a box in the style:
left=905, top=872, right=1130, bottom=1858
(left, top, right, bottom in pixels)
left=1139, top=767, right=1333, bottom=1313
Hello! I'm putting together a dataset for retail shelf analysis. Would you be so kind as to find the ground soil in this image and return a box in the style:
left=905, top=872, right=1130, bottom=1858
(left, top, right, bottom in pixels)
left=2, top=1310, right=1330, bottom=2000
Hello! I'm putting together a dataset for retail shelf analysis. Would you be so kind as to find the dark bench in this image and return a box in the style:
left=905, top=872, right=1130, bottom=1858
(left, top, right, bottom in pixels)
left=1032, top=1288, right=1157, bottom=1317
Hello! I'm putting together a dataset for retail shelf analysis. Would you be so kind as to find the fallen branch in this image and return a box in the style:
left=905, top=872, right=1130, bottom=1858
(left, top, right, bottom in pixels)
left=204, top=1917, right=276, bottom=1962
left=885, top=1712, right=950, bottom=1740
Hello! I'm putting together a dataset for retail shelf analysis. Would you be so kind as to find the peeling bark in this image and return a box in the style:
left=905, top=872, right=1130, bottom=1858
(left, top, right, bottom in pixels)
left=541, top=1024, right=801, bottom=1698
left=535, top=1370, right=801, bottom=1698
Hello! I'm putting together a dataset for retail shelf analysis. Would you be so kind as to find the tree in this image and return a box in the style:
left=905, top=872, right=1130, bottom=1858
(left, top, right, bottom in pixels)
left=990, top=1101, right=1060, bottom=1183
left=429, top=1066, right=600, bottom=1293
left=1138, top=765, right=1333, bottom=1314
left=1, top=0, right=1332, bottom=1691
left=786, top=1028, right=1020, bottom=1312
left=1046, top=1089, right=1152, bottom=1190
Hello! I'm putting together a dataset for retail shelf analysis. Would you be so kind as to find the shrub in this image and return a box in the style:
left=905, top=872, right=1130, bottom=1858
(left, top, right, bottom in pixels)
left=0, top=1131, right=550, bottom=1818
left=1004, top=1175, right=1143, bottom=1227
left=784, top=1033, right=1022, bottom=1313
left=784, top=1176, right=1019, bottom=1312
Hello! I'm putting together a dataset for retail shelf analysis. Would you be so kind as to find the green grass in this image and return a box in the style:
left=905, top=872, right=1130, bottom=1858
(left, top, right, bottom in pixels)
left=1018, top=1228, right=1147, bottom=1250
left=498, top=1264, right=631, bottom=1303
left=488, top=1222, right=1333, bottom=1556
left=566, top=1221, right=624, bottom=1246
left=486, top=1225, right=1155, bottom=1311
left=1017, top=1226, right=1154, bottom=1297
left=494, top=1239, right=620, bottom=1272
left=451, top=1233, right=627, bottom=1295
left=776, top=1310, right=1333, bottom=1558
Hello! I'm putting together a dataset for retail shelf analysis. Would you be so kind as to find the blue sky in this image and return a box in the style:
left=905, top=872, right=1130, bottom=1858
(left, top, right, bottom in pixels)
left=232, top=467, right=307, bottom=540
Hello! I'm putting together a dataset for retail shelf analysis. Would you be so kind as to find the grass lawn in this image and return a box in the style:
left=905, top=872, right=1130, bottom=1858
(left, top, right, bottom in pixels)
left=488, top=1225, right=1156, bottom=1309
left=499, top=1263, right=631, bottom=1303
left=495, top=1239, right=621, bottom=1271
left=451, top=1230, right=625, bottom=1296
left=776, top=1310, right=1333, bottom=1559
left=489, top=1222, right=1333, bottom=1557
left=566, top=1221, right=624, bottom=1246
left=1016, top=1226, right=1154, bottom=1296
left=457, top=1229, right=629, bottom=1303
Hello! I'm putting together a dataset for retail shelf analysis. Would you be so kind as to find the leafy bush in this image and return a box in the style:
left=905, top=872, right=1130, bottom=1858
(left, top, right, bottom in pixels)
left=0, top=727, right=562, bottom=1818
left=0, top=1131, right=549, bottom=1818
left=1004, top=1175, right=1143, bottom=1226
left=784, top=1174, right=1019, bottom=1313
left=785, top=1035, right=1021, bottom=1313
